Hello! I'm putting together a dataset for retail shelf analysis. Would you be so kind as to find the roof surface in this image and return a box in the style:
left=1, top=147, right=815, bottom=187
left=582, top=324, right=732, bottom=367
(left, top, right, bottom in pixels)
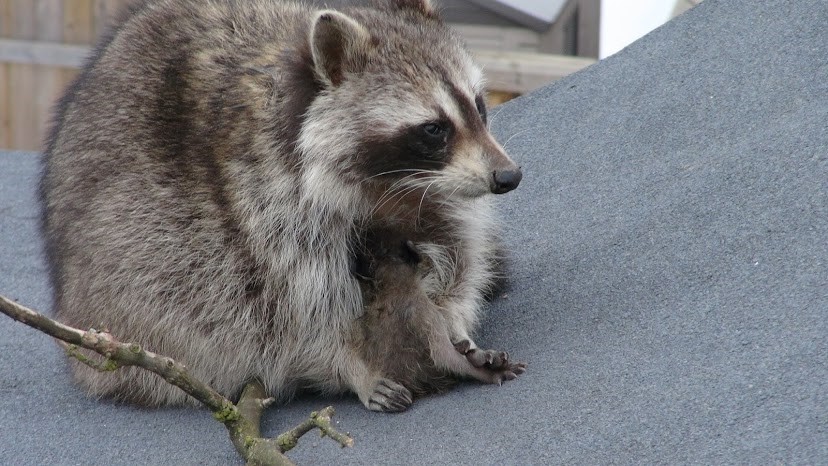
left=1, top=0, right=826, bottom=464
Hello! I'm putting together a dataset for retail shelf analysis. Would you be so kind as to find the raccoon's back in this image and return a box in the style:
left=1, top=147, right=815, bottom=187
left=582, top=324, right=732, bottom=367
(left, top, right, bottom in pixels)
left=42, top=0, right=306, bottom=202
left=39, top=1, right=308, bottom=331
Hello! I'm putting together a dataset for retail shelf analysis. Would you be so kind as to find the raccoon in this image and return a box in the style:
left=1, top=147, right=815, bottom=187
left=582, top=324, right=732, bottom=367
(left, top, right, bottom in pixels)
left=41, top=0, right=524, bottom=410
left=351, top=232, right=526, bottom=410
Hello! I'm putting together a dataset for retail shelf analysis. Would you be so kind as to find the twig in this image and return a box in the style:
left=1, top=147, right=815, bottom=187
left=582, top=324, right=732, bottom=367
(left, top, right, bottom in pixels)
left=60, top=341, right=121, bottom=372
left=0, top=295, right=234, bottom=415
left=276, top=406, right=354, bottom=451
left=0, top=294, right=353, bottom=465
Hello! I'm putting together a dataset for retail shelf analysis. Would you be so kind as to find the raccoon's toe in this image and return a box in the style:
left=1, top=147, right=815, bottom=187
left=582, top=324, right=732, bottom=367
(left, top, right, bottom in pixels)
left=366, top=378, right=413, bottom=413
left=458, top=344, right=527, bottom=385
left=465, top=347, right=510, bottom=370
left=499, top=361, right=528, bottom=382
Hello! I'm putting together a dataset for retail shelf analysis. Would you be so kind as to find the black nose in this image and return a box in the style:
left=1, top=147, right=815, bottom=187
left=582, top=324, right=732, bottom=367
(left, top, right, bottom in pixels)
left=491, top=168, right=522, bottom=194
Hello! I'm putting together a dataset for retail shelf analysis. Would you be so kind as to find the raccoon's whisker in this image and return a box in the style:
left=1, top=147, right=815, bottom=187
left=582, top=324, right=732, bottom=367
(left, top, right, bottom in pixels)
left=390, top=184, right=432, bottom=213
left=370, top=191, right=402, bottom=216
left=372, top=176, right=422, bottom=208
left=363, top=169, right=440, bottom=182
left=488, top=105, right=507, bottom=127
left=446, top=185, right=462, bottom=202
left=372, top=183, right=427, bottom=215
left=435, top=182, right=470, bottom=206
left=402, top=175, right=442, bottom=186
left=379, top=171, right=441, bottom=191
left=370, top=176, right=436, bottom=215
left=382, top=173, right=425, bottom=193
left=371, top=172, right=432, bottom=208
left=390, top=175, right=442, bottom=205
left=500, top=127, right=536, bottom=151
left=416, top=179, right=439, bottom=229
left=417, top=159, right=447, bottom=167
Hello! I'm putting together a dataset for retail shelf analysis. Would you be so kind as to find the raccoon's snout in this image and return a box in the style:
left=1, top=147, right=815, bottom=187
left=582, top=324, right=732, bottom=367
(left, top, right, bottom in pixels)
left=491, top=168, right=522, bottom=194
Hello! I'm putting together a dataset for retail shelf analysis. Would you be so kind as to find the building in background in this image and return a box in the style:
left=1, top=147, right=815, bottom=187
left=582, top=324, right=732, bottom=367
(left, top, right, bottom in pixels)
left=673, top=0, right=703, bottom=16
left=282, top=0, right=601, bottom=103
left=0, top=1, right=709, bottom=151
left=0, top=0, right=602, bottom=150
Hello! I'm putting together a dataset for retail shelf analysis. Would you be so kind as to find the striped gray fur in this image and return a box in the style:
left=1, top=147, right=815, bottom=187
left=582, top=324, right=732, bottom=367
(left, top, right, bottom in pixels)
left=41, top=0, right=523, bottom=409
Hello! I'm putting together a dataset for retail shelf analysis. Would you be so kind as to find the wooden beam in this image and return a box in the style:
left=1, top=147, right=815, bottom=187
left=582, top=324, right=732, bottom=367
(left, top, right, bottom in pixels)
left=0, top=38, right=89, bottom=67
left=0, top=37, right=593, bottom=104
left=450, top=23, right=541, bottom=52
left=473, top=50, right=595, bottom=94
left=576, top=0, right=600, bottom=59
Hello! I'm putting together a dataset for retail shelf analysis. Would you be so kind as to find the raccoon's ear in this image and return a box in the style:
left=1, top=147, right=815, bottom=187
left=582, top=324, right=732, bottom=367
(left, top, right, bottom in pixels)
left=384, top=0, right=439, bottom=18
left=310, top=10, right=373, bottom=87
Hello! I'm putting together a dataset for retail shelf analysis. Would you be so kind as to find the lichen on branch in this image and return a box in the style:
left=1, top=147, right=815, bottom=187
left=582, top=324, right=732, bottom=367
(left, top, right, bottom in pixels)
left=0, top=294, right=353, bottom=465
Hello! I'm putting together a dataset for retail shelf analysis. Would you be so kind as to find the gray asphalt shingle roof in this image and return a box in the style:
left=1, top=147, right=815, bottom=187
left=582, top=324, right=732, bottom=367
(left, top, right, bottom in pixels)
left=1, top=0, right=826, bottom=463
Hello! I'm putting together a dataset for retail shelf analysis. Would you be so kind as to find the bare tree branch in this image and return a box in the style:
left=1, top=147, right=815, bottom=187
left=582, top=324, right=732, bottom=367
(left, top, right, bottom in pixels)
left=276, top=406, right=354, bottom=451
left=0, top=294, right=353, bottom=465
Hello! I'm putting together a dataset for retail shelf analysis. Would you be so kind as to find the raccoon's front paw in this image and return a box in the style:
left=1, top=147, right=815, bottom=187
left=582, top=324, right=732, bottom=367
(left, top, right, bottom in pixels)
left=366, top=378, right=413, bottom=413
left=454, top=339, right=527, bottom=384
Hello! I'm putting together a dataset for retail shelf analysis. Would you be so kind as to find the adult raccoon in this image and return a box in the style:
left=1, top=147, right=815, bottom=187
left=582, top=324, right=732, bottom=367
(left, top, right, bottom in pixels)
left=41, top=0, right=524, bottom=410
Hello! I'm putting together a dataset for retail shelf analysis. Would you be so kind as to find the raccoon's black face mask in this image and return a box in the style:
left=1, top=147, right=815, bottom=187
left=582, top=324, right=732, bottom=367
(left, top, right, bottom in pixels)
left=301, top=3, right=521, bottom=199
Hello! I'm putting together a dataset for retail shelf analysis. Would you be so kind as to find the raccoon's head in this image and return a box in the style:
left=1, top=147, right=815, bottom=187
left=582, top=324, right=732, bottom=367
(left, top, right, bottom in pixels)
left=298, top=0, right=522, bottom=210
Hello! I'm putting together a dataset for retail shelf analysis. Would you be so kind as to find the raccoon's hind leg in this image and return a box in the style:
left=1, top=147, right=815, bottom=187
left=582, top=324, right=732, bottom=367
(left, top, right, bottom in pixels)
left=440, top=325, right=527, bottom=384
left=424, top=323, right=525, bottom=385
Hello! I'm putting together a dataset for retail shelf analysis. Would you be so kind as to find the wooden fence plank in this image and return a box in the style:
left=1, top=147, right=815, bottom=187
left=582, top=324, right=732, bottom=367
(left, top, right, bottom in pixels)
left=94, top=0, right=126, bottom=37
left=8, top=0, right=36, bottom=150
left=34, top=0, right=65, bottom=150
left=8, top=64, right=37, bottom=150
left=64, top=0, right=95, bottom=45
left=0, top=1, right=9, bottom=148
left=62, top=0, right=94, bottom=118
left=0, top=1, right=12, bottom=37
left=1, top=1, right=8, bottom=147
left=0, top=63, right=8, bottom=148
left=8, top=0, right=36, bottom=40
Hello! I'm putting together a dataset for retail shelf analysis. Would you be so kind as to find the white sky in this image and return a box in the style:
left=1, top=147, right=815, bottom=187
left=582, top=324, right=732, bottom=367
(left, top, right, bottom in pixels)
left=600, top=0, right=676, bottom=58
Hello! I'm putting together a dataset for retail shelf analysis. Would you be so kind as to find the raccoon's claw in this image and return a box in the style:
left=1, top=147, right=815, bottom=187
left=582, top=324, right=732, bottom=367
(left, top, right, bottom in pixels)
left=453, top=339, right=472, bottom=354
left=482, top=359, right=527, bottom=385
left=366, top=378, right=413, bottom=413
left=454, top=339, right=527, bottom=384
left=466, top=348, right=510, bottom=369
left=501, top=361, right=528, bottom=381
left=454, top=340, right=510, bottom=369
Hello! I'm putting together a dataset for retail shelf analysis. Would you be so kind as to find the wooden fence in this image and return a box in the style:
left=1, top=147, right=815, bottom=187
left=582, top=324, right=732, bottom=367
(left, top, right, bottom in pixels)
left=1, top=0, right=125, bottom=150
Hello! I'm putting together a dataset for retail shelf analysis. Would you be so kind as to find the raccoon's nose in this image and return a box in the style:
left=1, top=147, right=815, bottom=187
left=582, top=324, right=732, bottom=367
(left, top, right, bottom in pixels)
left=491, top=168, right=522, bottom=194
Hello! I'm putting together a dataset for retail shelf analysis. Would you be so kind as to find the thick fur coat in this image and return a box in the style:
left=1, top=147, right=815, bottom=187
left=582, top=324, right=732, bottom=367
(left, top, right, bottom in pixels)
left=41, top=0, right=523, bottom=409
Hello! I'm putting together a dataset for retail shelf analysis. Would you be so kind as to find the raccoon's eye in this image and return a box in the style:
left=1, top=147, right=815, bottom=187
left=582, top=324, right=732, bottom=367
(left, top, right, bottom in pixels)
left=475, top=95, right=488, bottom=124
left=422, top=123, right=446, bottom=138
left=408, top=121, right=451, bottom=162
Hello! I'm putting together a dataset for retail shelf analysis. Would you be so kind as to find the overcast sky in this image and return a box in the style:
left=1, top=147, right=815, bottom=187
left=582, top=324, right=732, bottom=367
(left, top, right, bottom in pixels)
left=600, top=0, right=676, bottom=58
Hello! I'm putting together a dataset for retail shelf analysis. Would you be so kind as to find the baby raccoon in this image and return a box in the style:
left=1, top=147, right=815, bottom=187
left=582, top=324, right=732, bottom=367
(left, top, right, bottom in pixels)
left=351, top=231, right=525, bottom=411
